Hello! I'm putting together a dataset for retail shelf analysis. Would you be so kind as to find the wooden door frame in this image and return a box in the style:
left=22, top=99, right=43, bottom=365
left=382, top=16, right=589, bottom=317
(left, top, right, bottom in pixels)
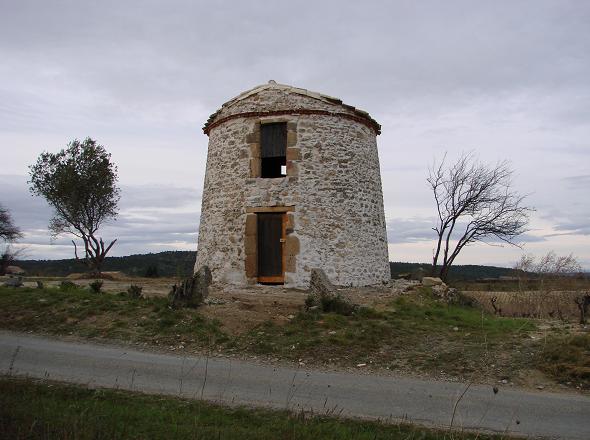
left=246, top=206, right=294, bottom=285
left=256, top=212, right=286, bottom=284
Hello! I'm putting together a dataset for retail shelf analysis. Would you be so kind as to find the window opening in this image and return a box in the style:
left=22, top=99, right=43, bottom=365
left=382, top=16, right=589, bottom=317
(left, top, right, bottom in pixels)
left=260, top=122, right=287, bottom=178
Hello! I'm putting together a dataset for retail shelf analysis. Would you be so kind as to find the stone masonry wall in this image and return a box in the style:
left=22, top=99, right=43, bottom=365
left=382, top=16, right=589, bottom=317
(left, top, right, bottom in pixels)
left=195, top=86, right=390, bottom=288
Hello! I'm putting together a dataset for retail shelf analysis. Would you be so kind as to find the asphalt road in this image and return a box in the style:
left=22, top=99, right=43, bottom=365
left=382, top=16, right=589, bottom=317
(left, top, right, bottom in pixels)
left=1, top=331, right=589, bottom=439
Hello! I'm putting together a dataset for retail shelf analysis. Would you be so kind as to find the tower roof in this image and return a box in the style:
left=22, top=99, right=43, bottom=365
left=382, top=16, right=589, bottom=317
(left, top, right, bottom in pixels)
left=203, top=81, right=381, bottom=135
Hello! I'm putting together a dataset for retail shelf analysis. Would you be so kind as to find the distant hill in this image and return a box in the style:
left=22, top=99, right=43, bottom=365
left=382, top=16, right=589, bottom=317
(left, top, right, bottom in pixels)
left=16, top=251, right=196, bottom=278
left=390, top=262, right=514, bottom=281
left=17, top=251, right=514, bottom=282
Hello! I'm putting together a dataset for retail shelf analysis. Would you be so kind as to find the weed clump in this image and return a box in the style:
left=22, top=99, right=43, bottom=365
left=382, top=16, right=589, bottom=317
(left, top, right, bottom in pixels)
left=305, top=292, right=358, bottom=316
left=127, top=284, right=143, bottom=299
left=89, top=280, right=103, bottom=294
left=59, top=280, right=77, bottom=291
left=306, top=269, right=359, bottom=316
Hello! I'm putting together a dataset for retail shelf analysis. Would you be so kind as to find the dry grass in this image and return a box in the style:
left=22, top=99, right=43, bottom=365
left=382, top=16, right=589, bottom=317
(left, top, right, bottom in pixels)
left=463, top=290, right=587, bottom=320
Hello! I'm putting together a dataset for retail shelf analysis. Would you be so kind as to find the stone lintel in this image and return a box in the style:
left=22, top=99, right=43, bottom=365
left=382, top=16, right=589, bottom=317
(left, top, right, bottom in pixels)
left=245, top=206, right=295, bottom=213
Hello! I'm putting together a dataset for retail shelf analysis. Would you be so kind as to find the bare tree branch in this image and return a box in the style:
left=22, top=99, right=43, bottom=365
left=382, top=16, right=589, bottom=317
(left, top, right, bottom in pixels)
left=428, top=152, right=534, bottom=281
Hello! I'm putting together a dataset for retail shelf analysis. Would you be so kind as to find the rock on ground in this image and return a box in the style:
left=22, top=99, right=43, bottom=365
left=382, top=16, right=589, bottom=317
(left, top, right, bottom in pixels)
left=309, top=268, right=335, bottom=297
left=421, top=277, right=445, bottom=287
left=168, top=266, right=212, bottom=308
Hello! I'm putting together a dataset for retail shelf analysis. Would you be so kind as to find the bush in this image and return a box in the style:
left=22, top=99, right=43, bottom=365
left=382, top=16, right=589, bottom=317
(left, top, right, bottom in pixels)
left=89, top=280, right=103, bottom=294
left=320, top=293, right=358, bottom=316
left=304, top=294, right=316, bottom=310
left=59, top=280, right=77, bottom=291
left=127, top=284, right=143, bottom=299
left=144, top=265, right=159, bottom=278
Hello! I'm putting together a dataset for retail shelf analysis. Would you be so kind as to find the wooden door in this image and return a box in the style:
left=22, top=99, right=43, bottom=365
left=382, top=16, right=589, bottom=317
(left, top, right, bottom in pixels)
left=257, top=213, right=285, bottom=283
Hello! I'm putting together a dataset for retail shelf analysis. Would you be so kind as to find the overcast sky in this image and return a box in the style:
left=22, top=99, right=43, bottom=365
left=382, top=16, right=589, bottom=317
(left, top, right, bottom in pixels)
left=1, top=0, right=589, bottom=268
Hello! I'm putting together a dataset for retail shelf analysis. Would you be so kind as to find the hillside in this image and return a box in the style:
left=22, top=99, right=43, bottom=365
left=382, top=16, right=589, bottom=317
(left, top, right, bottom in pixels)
left=389, top=261, right=514, bottom=281
left=16, top=251, right=196, bottom=278
left=16, top=251, right=514, bottom=281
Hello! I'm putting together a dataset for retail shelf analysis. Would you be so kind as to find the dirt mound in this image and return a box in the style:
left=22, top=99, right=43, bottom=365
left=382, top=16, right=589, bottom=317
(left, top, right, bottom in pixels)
left=66, top=271, right=126, bottom=281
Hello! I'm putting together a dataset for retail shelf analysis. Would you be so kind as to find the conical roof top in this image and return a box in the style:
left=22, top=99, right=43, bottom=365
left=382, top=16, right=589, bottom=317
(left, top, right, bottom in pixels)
left=203, top=81, right=380, bottom=135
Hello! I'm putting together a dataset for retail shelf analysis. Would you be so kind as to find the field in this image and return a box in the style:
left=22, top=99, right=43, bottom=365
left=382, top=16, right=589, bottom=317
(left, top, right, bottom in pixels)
left=464, top=290, right=586, bottom=320
left=1, top=275, right=589, bottom=391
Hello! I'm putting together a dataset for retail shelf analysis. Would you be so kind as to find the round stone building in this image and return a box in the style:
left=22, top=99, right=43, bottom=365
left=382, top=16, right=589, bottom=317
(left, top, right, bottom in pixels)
left=195, top=81, right=389, bottom=288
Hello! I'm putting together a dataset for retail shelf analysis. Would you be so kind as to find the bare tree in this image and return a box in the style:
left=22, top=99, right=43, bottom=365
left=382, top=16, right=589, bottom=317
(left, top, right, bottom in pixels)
left=535, top=251, right=582, bottom=278
left=428, top=152, right=532, bottom=281
left=0, top=204, right=23, bottom=276
left=0, top=203, right=22, bottom=242
left=514, top=250, right=583, bottom=291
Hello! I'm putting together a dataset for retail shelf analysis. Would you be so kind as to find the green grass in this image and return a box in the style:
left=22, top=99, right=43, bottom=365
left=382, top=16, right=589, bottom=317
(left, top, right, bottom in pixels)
left=0, top=377, right=508, bottom=439
left=538, top=333, right=590, bottom=389
left=235, top=289, right=536, bottom=379
left=0, top=285, right=228, bottom=348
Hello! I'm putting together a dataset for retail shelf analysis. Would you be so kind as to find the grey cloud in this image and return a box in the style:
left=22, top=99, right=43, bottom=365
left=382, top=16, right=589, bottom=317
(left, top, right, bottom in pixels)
left=562, top=175, right=590, bottom=189
left=387, top=217, right=436, bottom=244
left=1, top=1, right=589, bottom=119
left=2, top=1, right=590, bottom=264
left=548, top=221, right=590, bottom=237
left=387, top=217, right=546, bottom=245
left=0, top=174, right=199, bottom=257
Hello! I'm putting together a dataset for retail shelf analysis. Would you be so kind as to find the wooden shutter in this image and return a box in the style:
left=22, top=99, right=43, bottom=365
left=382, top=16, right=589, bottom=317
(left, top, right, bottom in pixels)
left=260, top=123, right=287, bottom=158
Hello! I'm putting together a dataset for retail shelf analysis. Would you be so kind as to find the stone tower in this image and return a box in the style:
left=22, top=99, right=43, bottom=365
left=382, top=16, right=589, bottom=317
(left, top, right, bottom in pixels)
left=195, top=81, right=389, bottom=288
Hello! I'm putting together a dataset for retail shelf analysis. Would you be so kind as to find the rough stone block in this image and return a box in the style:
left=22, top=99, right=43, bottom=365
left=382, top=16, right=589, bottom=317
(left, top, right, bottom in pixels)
left=245, top=253, right=257, bottom=277
left=422, top=277, right=445, bottom=287
left=168, top=266, right=212, bottom=308
left=285, top=213, right=295, bottom=230
left=249, top=143, right=260, bottom=158
left=285, top=235, right=300, bottom=254
left=286, top=161, right=298, bottom=177
left=244, top=234, right=257, bottom=255
left=245, top=214, right=257, bottom=236
left=249, top=158, right=261, bottom=178
left=286, top=147, right=301, bottom=161
left=287, top=131, right=297, bottom=147
left=309, top=268, right=334, bottom=296
left=246, top=132, right=260, bottom=143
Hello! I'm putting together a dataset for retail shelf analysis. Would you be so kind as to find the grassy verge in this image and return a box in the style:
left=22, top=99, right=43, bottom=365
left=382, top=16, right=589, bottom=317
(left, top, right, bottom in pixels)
left=0, top=285, right=228, bottom=349
left=0, top=377, right=508, bottom=440
left=235, top=288, right=536, bottom=380
left=3, top=285, right=586, bottom=389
